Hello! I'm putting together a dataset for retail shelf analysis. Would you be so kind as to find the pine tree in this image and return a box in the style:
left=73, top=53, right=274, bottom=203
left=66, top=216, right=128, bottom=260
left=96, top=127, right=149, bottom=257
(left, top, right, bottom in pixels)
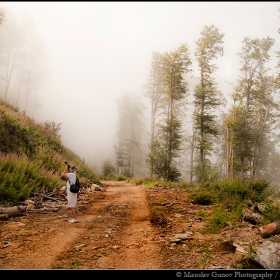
left=193, top=25, right=225, bottom=182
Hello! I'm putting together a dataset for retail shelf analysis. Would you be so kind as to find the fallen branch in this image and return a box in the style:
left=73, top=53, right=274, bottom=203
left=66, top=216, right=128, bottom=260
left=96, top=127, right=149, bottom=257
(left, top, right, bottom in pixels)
left=27, top=208, right=59, bottom=213
left=34, top=193, right=61, bottom=202
left=161, top=202, right=182, bottom=207
left=0, top=205, right=26, bottom=219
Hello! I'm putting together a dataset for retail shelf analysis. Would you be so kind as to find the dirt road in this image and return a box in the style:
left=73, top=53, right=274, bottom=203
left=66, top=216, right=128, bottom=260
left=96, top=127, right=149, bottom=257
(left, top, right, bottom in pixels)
left=1, top=180, right=264, bottom=270
left=0, top=181, right=163, bottom=269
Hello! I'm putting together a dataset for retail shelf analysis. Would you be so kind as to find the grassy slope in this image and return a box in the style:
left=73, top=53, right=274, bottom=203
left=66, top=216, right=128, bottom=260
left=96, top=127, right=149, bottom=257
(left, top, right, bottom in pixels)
left=0, top=99, right=99, bottom=206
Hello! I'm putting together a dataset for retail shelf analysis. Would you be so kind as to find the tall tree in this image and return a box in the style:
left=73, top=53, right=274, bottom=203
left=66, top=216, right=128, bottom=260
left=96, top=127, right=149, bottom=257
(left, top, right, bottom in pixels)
left=143, top=51, right=165, bottom=177
left=0, top=9, right=48, bottom=116
left=114, top=92, right=146, bottom=178
left=0, top=10, right=23, bottom=102
left=16, top=13, right=48, bottom=115
left=146, top=44, right=192, bottom=181
left=0, top=7, right=5, bottom=26
left=193, top=25, right=225, bottom=182
left=225, top=37, right=276, bottom=179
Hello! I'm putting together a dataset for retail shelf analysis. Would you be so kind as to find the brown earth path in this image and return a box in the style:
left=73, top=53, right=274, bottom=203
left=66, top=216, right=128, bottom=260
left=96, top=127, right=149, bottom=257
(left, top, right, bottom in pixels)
left=0, top=180, right=163, bottom=269
left=2, top=180, right=265, bottom=271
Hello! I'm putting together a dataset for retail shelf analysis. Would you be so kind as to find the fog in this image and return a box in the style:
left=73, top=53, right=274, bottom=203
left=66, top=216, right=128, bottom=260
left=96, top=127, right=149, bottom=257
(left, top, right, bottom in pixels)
left=1, top=2, right=279, bottom=174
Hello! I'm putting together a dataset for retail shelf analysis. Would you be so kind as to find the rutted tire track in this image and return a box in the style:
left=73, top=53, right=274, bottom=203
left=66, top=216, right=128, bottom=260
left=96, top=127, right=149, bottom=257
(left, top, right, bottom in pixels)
left=52, top=181, right=163, bottom=269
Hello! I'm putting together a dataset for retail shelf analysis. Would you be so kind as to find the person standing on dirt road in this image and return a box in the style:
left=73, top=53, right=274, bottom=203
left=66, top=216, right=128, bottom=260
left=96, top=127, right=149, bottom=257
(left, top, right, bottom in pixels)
left=61, top=163, right=78, bottom=223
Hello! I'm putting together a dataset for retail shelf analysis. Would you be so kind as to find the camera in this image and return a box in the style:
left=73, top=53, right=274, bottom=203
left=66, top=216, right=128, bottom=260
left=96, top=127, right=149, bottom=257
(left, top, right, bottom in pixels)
left=64, top=161, right=71, bottom=169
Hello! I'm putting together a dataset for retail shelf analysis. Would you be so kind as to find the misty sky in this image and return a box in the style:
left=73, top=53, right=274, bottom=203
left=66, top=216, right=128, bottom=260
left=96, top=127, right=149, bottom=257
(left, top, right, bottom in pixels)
left=1, top=1, right=279, bottom=173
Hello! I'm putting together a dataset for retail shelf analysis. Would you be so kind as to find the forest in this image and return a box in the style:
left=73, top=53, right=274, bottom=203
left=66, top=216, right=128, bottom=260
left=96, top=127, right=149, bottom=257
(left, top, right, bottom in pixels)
left=113, top=25, right=280, bottom=187
left=0, top=7, right=280, bottom=189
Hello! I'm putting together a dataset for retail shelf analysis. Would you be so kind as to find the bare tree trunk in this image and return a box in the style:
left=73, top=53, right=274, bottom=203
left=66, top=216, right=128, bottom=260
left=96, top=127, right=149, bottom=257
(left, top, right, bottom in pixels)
left=15, top=59, right=27, bottom=108
left=4, top=47, right=19, bottom=102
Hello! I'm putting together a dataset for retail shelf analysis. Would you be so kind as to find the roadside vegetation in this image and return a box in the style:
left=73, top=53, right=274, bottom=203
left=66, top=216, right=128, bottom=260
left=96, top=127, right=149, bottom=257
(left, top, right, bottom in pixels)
left=129, top=176, right=280, bottom=235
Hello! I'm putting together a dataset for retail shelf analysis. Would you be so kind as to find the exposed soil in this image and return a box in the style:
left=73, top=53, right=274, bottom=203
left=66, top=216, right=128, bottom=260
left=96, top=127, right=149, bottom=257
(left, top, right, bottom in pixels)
left=0, top=180, right=264, bottom=270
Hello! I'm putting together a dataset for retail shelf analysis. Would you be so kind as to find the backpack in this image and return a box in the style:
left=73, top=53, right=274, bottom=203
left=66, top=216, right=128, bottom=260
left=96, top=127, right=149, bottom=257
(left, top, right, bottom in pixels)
left=69, top=176, right=81, bottom=193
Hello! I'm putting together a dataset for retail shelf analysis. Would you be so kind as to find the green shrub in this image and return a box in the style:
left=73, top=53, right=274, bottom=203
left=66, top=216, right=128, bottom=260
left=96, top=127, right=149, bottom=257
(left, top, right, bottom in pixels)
left=189, top=191, right=213, bottom=205
left=190, top=178, right=277, bottom=232
left=101, top=159, right=116, bottom=178
left=205, top=205, right=227, bottom=233
left=258, top=194, right=280, bottom=224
